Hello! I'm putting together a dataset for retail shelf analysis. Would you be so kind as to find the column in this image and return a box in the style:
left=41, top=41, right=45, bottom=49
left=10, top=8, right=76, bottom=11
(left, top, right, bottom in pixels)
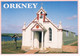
left=31, top=31, right=34, bottom=49
left=41, top=31, right=43, bottom=50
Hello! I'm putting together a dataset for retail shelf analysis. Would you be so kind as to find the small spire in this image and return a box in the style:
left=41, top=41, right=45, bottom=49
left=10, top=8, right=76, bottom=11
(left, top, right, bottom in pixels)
left=40, top=3, right=43, bottom=9
left=23, top=22, right=26, bottom=29
left=24, top=22, right=26, bottom=25
left=59, top=21, right=61, bottom=25
left=41, top=6, right=43, bottom=9
left=59, top=21, right=62, bottom=29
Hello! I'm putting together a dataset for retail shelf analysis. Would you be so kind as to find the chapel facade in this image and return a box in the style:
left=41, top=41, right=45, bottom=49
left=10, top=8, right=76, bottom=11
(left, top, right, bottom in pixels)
left=22, top=7, right=63, bottom=51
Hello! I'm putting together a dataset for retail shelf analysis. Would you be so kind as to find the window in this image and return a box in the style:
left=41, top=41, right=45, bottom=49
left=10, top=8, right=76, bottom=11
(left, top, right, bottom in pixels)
left=49, top=28, right=52, bottom=41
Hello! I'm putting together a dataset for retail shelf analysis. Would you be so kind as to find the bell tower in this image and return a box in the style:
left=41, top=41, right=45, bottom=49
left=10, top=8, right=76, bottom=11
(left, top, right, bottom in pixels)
left=36, top=6, right=47, bottom=23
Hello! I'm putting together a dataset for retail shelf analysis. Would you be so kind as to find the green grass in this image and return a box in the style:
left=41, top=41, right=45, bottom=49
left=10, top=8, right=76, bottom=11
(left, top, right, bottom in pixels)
left=1, top=33, right=78, bottom=54
left=63, top=39, right=77, bottom=45
left=71, top=42, right=78, bottom=46
left=2, top=40, right=25, bottom=54
left=63, top=32, right=78, bottom=45
left=2, top=39, right=78, bottom=54
left=35, top=51, right=74, bottom=54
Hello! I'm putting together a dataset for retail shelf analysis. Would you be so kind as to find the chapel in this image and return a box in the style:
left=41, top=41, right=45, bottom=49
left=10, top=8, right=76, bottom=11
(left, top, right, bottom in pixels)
left=22, top=7, right=63, bottom=51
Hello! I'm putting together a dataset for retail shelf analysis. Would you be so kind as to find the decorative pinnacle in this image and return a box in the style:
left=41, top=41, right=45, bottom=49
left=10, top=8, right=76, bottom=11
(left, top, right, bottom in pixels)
left=59, top=21, right=62, bottom=29
left=24, top=22, right=26, bottom=25
left=23, top=22, right=26, bottom=29
left=41, top=6, right=43, bottom=9
left=59, top=21, right=61, bottom=25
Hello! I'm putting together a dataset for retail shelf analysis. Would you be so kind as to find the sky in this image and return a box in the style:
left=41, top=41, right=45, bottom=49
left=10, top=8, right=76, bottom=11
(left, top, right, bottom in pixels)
left=1, top=1, right=78, bottom=34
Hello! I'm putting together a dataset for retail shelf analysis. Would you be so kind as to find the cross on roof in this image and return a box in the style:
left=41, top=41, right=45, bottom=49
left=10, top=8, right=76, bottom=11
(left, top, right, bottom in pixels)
left=41, top=3, right=43, bottom=7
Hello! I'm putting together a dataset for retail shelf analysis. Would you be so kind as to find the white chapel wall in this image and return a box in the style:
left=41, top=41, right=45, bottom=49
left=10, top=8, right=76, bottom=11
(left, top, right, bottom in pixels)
left=57, top=30, right=63, bottom=48
left=22, top=23, right=35, bottom=47
left=43, top=22, right=59, bottom=48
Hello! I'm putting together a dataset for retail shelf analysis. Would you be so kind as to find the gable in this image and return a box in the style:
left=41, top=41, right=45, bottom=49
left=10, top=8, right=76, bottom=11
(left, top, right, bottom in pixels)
left=31, top=23, right=43, bottom=31
left=23, top=17, right=58, bottom=30
left=31, top=22, right=46, bottom=31
left=23, top=7, right=59, bottom=30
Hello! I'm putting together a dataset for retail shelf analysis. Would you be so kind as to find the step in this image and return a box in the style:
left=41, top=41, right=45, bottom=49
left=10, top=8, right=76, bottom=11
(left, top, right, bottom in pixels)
left=25, top=50, right=39, bottom=54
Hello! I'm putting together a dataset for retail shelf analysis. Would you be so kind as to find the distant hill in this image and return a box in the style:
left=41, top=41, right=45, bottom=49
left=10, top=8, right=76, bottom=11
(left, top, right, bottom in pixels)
left=2, top=33, right=22, bottom=37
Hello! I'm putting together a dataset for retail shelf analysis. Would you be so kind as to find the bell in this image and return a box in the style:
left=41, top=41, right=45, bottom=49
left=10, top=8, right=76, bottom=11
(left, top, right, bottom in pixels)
left=45, top=13, right=47, bottom=16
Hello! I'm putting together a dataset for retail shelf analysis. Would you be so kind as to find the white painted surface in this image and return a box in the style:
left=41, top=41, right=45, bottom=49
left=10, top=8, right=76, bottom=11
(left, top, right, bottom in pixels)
left=34, top=32, right=39, bottom=48
left=41, top=31, right=43, bottom=50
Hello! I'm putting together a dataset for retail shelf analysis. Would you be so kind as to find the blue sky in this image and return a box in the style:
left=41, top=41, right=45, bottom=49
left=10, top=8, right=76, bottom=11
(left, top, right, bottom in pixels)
left=1, top=1, right=78, bottom=34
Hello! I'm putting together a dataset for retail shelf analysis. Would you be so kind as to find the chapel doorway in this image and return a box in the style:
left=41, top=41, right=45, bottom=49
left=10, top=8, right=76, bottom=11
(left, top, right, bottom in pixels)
left=38, top=31, right=42, bottom=48
left=33, top=31, right=42, bottom=49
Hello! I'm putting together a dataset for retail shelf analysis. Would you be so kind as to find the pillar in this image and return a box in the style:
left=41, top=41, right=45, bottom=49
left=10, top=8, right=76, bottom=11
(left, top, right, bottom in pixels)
left=31, top=31, right=34, bottom=49
left=41, top=31, right=43, bottom=50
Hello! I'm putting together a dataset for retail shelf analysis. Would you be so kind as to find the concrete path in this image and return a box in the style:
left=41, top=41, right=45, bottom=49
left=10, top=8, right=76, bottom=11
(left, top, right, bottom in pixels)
left=25, top=50, right=39, bottom=54
left=62, top=45, right=78, bottom=53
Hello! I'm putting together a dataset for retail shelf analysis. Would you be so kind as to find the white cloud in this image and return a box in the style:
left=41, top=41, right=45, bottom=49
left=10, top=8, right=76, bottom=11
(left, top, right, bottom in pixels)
left=67, top=15, right=77, bottom=20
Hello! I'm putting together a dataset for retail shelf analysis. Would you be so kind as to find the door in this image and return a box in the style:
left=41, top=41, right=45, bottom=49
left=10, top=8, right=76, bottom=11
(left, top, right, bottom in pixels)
left=39, top=32, right=42, bottom=48
left=34, top=32, right=39, bottom=48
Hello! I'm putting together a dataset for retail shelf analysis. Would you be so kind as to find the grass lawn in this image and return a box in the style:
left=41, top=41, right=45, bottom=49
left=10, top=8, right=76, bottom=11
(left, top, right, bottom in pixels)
left=63, top=35, right=78, bottom=45
left=63, top=39, right=78, bottom=45
left=35, top=51, right=74, bottom=54
left=2, top=40, right=25, bottom=54
left=2, top=40, right=78, bottom=54
left=71, top=42, right=78, bottom=46
left=1, top=33, right=78, bottom=54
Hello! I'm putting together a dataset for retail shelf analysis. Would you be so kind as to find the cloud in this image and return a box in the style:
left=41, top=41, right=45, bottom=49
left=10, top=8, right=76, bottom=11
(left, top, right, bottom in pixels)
left=67, top=15, right=77, bottom=20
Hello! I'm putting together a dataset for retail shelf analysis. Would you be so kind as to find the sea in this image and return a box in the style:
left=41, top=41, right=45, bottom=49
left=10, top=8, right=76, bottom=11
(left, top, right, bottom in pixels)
left=2, top=36, right=22, bottom=41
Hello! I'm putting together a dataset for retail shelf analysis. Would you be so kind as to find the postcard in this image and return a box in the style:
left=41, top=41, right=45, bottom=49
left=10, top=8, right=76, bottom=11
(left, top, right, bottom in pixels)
left=0, top=0, right=78, bottom=55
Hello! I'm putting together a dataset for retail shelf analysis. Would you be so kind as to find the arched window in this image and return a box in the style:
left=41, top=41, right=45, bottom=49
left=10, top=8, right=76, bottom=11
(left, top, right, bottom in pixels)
left=49, top=28, right=52, bottom=41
